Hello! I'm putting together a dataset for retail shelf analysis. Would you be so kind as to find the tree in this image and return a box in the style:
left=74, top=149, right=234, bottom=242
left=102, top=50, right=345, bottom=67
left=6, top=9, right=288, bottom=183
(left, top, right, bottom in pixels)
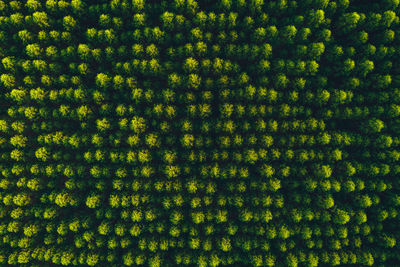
left=86, top=253, right=99, bottom=266
left=63, top=16, right=77, bottom=31
left=96, top=73, right=111, bottom=89
left=219, top=237, right=231, bottom=252
left=2, top=56, right=16, bottom=72
left=306, top=60, right=319, bottom=75
left=249, top=0, right=264, bottom=14
left=363, top=118, right=384, bottom=133
left=168, top=73, right=182, bottom=89
left=286, top=253, right=298, bottom=267
left=18, top=30, right=34, bottom=44
left=77, top=44, right=91, bottom=60
left=309, top=9, right=325, bottom=25
left=261, top=164, right=275, bottom=178
left=382, top=235, right=396, bottom=248
left=317, top=194, right=334, bottom=209
left=0, top=74, right=16, bottom=88
left=382, top=10, right=396, bottom=27
left=374, top=135, right=393, bottom=148
left=183, top=57, right=198, bottom=73
left=10, top=135, right=27, bottom=148
left=360, top=252, right=374, bottom=266
left=33, top=12, right=50, bottom=28
left=132, top=0, right=145, bottom=12
left=253, top=27, right=266, bottom=43
left=281, top=25, right=297, bottom=43
left=161, top=11, right=174, bottom=30
left=375, top=74, right=392, bottom=89
left=187, top=74, right=201, bottom=89
left=25, top=0, right=41, bottom=11
left=314, top=165, right=332, bottom=179
left=71, top=0, right=85, bottom=13
left=333, top=209, right=350, bottom=225
left=338, top=12, right=360, bottom=33
left=96, top=118, right=111, bottom=131
left=146, top=44, right=158, bottom=57
left=111, top=75, right=124, bottom=90
left=35, top=147, right=49, bottom=161
left=9, top=13, right=24, bottom=27
left=275, top=74, right=289, bottom=88
left=357, top=60, right=374, bottom=77
left=86, top=194, right=101, bottom=209
left=309, top=42, right=325, bottom=59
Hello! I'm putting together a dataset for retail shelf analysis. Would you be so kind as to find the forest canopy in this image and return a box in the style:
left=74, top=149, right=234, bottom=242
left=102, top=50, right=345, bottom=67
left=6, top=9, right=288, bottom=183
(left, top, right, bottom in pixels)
left=0, top=0, right=400, bottom=266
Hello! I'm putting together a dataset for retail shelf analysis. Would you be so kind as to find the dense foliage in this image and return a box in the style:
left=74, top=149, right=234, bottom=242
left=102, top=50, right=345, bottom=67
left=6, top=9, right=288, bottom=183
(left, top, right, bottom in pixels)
left=0, top=0, right=400, bottom=266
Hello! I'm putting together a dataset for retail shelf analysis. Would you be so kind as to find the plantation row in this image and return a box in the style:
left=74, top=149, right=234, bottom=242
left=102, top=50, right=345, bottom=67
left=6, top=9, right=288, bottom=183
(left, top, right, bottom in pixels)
left=0, top=0, right=400, bottom=266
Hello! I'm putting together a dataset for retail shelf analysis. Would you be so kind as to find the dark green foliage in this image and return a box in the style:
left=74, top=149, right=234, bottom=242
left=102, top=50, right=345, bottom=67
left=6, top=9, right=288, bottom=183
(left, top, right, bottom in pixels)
left=0, top=1, right=399, bottom=266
